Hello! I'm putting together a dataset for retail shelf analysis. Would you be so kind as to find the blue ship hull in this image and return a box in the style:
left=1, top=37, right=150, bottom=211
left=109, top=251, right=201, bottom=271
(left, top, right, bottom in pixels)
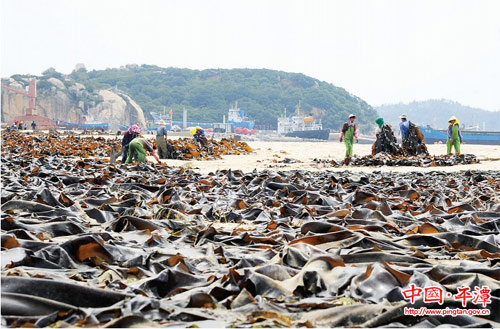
left=172, top=121, right=214, bottom=128
left=419, top=126, right=500, bottom=145
left=60, top=121, right=109, bottom=130
left=228, top=120, right=255, bottom=130
left=285, top=129, right=330, bottom=140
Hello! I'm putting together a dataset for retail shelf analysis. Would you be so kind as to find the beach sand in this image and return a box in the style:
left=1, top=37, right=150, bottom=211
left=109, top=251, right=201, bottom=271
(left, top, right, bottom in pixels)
left=147, top=138, right=500, bottom=174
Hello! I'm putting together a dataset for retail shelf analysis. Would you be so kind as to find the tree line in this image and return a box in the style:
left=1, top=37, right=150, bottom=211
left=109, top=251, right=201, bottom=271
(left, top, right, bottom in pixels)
left=7, top=65, right=378, bottom=131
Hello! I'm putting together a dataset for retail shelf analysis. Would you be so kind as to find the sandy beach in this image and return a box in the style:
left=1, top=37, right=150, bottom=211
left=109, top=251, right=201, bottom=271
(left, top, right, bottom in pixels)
left=20, top=131, right=499, bottom=173
left=150, top=138, right=500, bottom=174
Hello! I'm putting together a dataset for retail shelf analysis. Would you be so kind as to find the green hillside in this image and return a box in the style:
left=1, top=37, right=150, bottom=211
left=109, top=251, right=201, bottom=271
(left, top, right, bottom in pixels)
left=377, top=100, right=500, bottom=131
left=65, top=65, right=376, bottom=130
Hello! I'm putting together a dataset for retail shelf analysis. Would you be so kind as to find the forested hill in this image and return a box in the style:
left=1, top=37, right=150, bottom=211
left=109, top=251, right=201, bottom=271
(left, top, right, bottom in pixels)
left=377, top=100, right=500, bottom=131
left=65, top=65, right=376, bottom=130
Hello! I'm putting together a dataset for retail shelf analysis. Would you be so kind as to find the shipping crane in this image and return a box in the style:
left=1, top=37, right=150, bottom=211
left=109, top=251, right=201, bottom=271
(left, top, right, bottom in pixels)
left=1, top=78, right=38, bottom=115
left=1, top=78, right=57, bottom=129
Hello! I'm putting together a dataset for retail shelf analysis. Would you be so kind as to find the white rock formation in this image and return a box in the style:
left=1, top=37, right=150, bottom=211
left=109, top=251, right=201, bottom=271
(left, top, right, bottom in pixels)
left=2, top=78, right=146, bottom=130
left=47, top=78, right=66, bottom=89
left=87, top=90, right=146, bottom=130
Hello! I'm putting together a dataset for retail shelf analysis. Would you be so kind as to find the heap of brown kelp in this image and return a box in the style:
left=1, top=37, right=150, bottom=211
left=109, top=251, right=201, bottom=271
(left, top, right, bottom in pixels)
left=314, top=153, right=480, bottom=167
left=1, top=150, right=499, bottom=328
left=372, top=123, right=428, bottom=156
left=1, top=131, right=252, bottom=160
left=162, top=137, right=253, bottom=160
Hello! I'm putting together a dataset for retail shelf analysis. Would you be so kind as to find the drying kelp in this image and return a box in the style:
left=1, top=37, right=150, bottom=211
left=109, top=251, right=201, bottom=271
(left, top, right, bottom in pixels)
left=1, top=131, right=252, bottom=160
left=372, top=124, right=404, bottom=156
left=1, top=131, right=115, bottom=158
left=159, top=137, right=252, bottom=160
left=315, top=153, right=480, bottom=167
left=402, top=123, right=429, bottom=156
left=1, top=152, right=499, bottom=327
left=373, top=124, right=428, bottom=156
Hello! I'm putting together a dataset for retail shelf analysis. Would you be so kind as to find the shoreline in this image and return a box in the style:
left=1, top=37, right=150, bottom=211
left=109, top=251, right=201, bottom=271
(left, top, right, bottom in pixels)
left=149, top=141, right=500, bottom=174
left=4, top=131, right=499, bottom=173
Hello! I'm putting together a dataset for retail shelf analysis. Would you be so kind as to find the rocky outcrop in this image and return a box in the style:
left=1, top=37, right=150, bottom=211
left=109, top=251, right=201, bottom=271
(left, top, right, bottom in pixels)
left=87, top=90, right=146, bottom=130
left=47, top=78, right=66, bottom=89
left=1, top=77, right=146, bottom=129
left=38, top=90, right=83, bottom=124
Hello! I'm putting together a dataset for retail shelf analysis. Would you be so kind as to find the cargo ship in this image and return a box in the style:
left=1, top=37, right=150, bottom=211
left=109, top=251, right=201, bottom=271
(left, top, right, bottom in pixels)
left=150, top=110, right=172, bottom=128
left=277, top=104, right=329, bottom=140
left=227, top=102, right=255, bottom=129
left=419, top=125, right=500, bottom=145
left=149, top=109, right=212, bottom=131
left=150, top=105, right=254, bottom=131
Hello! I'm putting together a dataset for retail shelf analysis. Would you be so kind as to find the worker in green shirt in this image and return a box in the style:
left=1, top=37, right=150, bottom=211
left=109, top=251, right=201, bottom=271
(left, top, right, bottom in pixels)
left=339, top=114, right=359, bottom=159
left=446, top=116, right=463, bottom=155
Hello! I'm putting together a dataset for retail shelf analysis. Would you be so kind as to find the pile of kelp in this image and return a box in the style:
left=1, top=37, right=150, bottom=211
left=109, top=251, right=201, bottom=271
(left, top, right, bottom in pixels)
left=1, top=131, right=252, bottom=160
left=163, top=137, right=253, bottom=160
left=1, top=132, right=114, bottom=158
left=314, top=153, right=480, bottom=167
left=1, top=150, right=499, bottom=328
left=372, top=124, right=428, bottom=156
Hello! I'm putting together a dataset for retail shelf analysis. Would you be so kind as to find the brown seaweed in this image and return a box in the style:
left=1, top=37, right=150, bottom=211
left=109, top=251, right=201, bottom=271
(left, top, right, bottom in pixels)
left=315, top=153, right=480, bottom=167
left=1, top=131, right=252, bottom=161
left=1, top=141, right=499, bottom=327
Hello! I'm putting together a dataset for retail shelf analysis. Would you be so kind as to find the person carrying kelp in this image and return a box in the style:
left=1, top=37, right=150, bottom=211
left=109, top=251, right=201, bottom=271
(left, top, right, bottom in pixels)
left=447, top=116, right=463, bottom=155
left=339, top=114, right=359, bottom=159
left=372, top=117, right=402, bottom=155
left=399, top=115, right=428, bottom=156
left=399, top=114, right=410, bottom=140
left=126, top=137, right=162, bottom=164
left=121, top=124, right=141, bottom=162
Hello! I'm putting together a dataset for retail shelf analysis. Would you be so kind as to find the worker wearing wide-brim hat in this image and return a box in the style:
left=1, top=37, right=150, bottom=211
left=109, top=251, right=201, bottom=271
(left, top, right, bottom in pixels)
left=190, top=126, right=205, bottom=140
left=339, top=114, right=359, bottom=158
left=399, top=114, right=410, bottom=140
left=447, top=116, right=463, bottom=155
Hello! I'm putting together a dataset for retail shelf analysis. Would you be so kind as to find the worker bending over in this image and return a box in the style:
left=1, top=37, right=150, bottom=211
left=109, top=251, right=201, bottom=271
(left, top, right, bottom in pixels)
left=126, top=137, right=162, bottom=164
left=191, top=126, right=207, bottom=147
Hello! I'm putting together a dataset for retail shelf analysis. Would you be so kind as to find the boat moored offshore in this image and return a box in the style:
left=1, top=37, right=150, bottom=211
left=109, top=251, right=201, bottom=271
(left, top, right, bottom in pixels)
left=277, top=104, right=330, bottom=140
left=227, top=102, right=255, bottom=130
left=419, top=125, right=500, bottom=145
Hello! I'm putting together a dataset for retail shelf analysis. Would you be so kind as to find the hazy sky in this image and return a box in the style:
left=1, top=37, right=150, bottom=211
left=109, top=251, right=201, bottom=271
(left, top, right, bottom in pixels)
left=1, top=0, right=499, bottom=110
